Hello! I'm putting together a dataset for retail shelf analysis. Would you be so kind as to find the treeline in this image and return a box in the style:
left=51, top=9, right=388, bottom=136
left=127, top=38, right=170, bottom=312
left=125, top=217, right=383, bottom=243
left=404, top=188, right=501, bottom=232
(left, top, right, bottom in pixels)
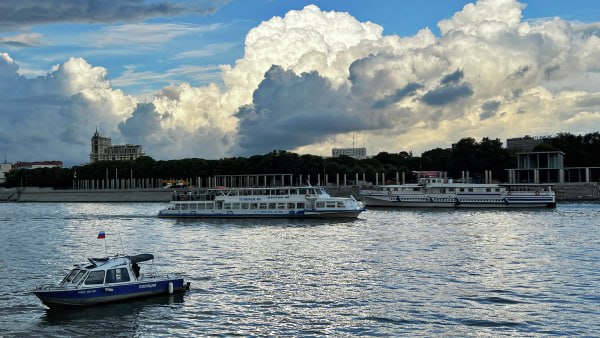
left=4, top=132, right=600, bottom=189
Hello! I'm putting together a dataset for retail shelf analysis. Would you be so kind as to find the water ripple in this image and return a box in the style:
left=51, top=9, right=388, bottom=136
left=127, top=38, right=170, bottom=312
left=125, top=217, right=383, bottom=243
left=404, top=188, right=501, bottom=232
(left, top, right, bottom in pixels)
left=0, top=203, right=599, bottom=336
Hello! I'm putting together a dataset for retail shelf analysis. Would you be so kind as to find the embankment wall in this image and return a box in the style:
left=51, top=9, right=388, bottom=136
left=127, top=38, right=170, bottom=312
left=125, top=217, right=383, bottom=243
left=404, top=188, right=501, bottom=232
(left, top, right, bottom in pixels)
left=2, top=183, right=598, bottom=202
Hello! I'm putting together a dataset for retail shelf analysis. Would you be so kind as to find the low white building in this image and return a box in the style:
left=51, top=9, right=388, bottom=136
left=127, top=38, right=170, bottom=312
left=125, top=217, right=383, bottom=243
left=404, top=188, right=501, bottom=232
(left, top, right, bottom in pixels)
left=0, top=160, right=11, bottom=184
left=332, top=147, right=367, bottom=160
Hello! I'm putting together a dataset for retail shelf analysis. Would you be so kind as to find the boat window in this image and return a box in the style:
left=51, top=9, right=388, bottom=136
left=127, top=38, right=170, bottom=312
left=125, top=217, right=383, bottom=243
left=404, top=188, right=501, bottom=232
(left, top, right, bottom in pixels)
left=232, top=203, right=240, bottom=209
left=259, top=203, right=268, bottom=209
left=250, top=203, right=258, bottom=209
left=241, top=203, right=250, bottom=209
left=287, top=202, right=295, bottom=209
left=224, top=203, right=232, bottom=210
left=84, top=271, right=105, bottom=285
left=326, top=202, right=336, bottom=208
left=299, top=188, right=307, bottom=195
left=297, top=202, right=305, bottom=209
left=105, top=268, right=131, bottom=283
left=277, top=203, right=286, bottom=209
left=181, top=204, right=188, bottom=210
left=61, top=269, right=79, bottom=284
left=316, top=202, right=325, bottom=208
left=198, top=203, right=205, bottom=210
left=268, top=203, right=277, bottom=209
left=486, top=188, right=491, bottom=192
left=290, top=189, right=298, bottom=195
left=72, top=270, right=87, bottom=284
left=337, top=202, right=345, bottom=208
left=206, top=203, right=214, bottom=210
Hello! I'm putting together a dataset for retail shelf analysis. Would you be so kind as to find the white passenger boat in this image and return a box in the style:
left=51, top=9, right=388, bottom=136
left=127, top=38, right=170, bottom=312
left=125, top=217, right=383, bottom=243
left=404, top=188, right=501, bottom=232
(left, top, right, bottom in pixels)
left=360, top=177, right=556, bottom=208
left=33, top=254, right=189, bottom=308
left=158, top=186, right=365, bottom=218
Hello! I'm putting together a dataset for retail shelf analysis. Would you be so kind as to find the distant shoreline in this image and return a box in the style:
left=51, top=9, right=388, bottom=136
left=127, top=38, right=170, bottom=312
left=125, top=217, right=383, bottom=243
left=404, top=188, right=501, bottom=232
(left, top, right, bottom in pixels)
left=1, top=183, right=599, bottom=202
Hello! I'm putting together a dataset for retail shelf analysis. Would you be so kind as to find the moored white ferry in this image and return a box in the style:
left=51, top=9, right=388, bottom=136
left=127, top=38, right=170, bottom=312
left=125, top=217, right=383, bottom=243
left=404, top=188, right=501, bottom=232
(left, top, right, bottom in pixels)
left=158, top=186, right=365, bottom=218
left=360, top=177, right=556, bottom=208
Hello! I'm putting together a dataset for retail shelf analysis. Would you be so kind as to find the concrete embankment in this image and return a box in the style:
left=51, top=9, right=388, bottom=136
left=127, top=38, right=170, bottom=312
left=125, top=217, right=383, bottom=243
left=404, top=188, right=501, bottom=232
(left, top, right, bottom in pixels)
left=2, top=187, right=172, bottom=202
left=1, top=183, right=598, bottom=202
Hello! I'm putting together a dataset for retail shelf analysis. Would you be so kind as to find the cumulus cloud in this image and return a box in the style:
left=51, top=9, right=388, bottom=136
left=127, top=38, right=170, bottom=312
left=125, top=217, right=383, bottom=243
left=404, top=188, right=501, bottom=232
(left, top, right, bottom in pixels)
left=0, top=0, right=224, bottom=31
left=2, top=0, right=600, bottom=165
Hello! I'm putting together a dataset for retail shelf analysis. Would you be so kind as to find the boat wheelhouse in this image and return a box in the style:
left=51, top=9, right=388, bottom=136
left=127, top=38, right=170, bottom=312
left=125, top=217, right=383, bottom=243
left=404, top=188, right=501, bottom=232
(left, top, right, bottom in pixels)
left=158, top=186, right=365, bottom=218
left=360, top=177, right=556, bottom=208
left=33, top=254, right=189, bottom=308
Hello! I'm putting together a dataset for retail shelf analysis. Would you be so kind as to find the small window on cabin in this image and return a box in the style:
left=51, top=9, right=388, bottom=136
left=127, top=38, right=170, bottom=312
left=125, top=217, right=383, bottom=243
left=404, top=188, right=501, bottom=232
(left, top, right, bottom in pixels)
left=269, top=203, right=277, bottom=209
left=85, top=271, right=105, bottom=285
left=250, top=203, right=258, bottom=209
left=337, top=202, right=345, bottom=208
left=469, top=188, right=474, bottom=192
left=277, top=203, right=286, bottom=209
left=206, top=203, right=214, bottom=210
left=232, top=203, right=240, bottom=209
left=486, top=188, right=491, bottom=192
left=241, top=203, right=250, bottom=209
left=290, top=189, right=298, bottom=195
left=181, top=204, right=188, bottom=210
left=198, top=203, right=205, bottom=210
left=224, top=203, right=232, bottom=210
left=326, top=202, right=336, bottom=208
left=106, top=268, right=131, bottom=283
left=287, top=202, right=295, bottom=209
left=259, top=203, right=268, bottom=209
left=316, top=202, right=325, bottom=208
left=297, top=202, right=305, bottom=209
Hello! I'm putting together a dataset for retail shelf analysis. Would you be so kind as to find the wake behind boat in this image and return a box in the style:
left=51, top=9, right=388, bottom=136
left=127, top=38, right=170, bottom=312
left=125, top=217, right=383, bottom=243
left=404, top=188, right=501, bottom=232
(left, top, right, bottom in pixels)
left=33, top=253, right=189, bottom=308
left=158, top=186, right=365, bottom=218
left=360, top=177, right=556, bottom=208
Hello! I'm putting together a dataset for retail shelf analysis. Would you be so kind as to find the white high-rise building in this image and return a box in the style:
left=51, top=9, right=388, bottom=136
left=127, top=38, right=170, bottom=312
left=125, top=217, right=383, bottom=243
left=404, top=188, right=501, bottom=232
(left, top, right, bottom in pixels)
left=90, top=129, right=144, bottom=163
left=332, top=147, right=367, bottom=160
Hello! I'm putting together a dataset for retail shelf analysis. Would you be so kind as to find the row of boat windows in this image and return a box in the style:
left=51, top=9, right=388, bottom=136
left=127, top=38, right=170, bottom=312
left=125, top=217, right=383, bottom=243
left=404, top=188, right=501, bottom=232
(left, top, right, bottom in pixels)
left=61, top=268, right=131, bottom=286
left=172, top=201, right=347, bottom=210
left=388, top=188, right=503, bottom=193
left=218, top=188, right=322, bottom=196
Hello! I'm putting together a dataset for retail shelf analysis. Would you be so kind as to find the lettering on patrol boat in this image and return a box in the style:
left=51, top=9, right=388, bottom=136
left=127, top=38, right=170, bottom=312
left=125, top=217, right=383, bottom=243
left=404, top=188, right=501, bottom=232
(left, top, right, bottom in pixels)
left=138, top=283, right=157, bottom=289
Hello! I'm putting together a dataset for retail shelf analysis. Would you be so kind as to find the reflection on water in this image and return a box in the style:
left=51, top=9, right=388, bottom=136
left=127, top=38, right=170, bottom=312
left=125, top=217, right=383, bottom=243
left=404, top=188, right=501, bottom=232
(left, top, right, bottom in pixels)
left=0, top=202, right=599, bottom=336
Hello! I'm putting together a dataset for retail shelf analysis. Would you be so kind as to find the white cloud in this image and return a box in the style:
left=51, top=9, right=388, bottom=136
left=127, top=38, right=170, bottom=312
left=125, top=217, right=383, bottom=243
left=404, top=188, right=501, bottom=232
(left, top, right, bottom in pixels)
left=2, top=0, right=600, bottom=165
left=90, top=23, right=225, bottom=48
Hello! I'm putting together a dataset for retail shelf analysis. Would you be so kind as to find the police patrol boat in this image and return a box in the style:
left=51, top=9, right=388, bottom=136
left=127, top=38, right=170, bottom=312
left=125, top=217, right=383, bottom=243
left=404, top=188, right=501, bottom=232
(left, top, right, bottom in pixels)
left=32, top=253, right=189, bottom=308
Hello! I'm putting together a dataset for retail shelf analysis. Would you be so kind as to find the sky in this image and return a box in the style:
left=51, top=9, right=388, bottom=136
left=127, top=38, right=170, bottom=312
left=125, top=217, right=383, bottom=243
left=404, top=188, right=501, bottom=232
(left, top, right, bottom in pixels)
left=1, top=0, right=600, bottom=166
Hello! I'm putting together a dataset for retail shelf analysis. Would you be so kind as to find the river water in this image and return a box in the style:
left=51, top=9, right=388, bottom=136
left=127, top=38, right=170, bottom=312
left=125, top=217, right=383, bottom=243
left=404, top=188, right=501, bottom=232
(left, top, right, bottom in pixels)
left=0, top=202, right=598, bottom=337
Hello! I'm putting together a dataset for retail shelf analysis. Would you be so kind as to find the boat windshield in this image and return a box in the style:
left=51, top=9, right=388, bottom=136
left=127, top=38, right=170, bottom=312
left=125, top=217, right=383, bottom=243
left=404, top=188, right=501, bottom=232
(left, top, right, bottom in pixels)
left=59, top=269, right=87, bottom=287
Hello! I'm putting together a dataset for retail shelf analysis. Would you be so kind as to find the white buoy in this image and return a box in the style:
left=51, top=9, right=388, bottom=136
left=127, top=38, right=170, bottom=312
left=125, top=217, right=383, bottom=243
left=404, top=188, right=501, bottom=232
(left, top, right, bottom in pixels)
left=168, top=282, right=174, bottom=294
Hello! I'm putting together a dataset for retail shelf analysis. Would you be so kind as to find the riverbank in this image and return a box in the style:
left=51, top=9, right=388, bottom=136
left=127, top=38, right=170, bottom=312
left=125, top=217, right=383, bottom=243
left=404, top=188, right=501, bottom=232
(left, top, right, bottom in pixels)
left=1, top=183, right=598, bottom=202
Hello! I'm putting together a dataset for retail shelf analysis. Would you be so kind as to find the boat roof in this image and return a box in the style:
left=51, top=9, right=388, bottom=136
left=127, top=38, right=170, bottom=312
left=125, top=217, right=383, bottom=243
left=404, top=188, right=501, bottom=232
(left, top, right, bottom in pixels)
left=81, top=254, right=154, bottom=269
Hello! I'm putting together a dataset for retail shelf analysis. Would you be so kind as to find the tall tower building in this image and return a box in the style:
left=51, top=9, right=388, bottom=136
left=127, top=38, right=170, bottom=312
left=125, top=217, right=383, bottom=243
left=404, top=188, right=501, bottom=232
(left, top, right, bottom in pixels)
left=90, top=128, right=112, bottom=163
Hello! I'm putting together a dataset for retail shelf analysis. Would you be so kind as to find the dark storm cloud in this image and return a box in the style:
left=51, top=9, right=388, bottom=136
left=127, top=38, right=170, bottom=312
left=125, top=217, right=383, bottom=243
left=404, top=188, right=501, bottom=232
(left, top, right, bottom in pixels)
left=372, top=82, right=423, bottom=109
left=0, top=0, right=224, bottom=31
left=511, top=65, right=530, bottom=79
left=421, top=82, right=473, bottom=105
left=235, top=65, right=385, bottom=156
left=118, top=103, right=162, bottom=144
left=479, top=100, right=501, bottom=120
left=421, top=69, right=473, bottom=106
left=440, top=69, right=464, bottom=85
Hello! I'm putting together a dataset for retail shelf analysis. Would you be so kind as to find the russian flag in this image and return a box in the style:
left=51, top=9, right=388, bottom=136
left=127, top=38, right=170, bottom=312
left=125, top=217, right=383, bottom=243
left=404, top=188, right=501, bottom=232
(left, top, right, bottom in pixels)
left=97, top=231, right=106, bottom=239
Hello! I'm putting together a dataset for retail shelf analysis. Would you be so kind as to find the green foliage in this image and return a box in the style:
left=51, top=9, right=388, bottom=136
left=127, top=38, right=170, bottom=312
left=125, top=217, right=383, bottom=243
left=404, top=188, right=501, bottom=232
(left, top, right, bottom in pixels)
left=5, top=132, right=599, bottom=188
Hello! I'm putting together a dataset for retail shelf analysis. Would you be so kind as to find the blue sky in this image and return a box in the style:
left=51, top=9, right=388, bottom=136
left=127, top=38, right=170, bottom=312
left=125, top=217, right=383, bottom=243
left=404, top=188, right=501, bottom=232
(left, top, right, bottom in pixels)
left=1, top=0, right=600, bottom=165
left=5, top=0, right=598, bottom=95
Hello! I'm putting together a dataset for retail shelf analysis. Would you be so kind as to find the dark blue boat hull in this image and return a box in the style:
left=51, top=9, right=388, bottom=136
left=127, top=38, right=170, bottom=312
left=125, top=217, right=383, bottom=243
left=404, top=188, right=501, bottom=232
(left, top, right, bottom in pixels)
left=33, top=278, right=186, bottom=308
